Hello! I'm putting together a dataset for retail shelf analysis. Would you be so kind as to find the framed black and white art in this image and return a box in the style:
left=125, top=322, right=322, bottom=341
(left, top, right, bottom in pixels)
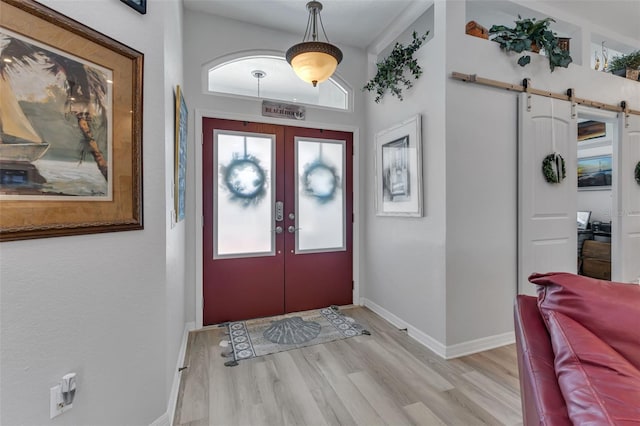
left=374, top=115, right=423, bottom=217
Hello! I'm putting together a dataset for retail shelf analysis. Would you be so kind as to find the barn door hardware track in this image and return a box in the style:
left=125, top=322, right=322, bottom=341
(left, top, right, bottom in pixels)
left=451, top=71, right=640, bottom=116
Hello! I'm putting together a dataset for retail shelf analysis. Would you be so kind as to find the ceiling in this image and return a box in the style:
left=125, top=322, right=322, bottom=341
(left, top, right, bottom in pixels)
left=183, top=0, right=416, bottom=49
left=184, top=0, right=640, bottom=50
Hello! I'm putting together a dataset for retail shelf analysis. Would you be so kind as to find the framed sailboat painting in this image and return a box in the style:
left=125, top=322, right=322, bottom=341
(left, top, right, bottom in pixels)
left=0, top=0, right=143, bottom=241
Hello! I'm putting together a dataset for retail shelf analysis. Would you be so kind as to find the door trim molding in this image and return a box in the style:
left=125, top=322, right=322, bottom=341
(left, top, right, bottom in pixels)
left=576, top=106, right=620, bottom=280
left=195, top=108, right=361, bottom=328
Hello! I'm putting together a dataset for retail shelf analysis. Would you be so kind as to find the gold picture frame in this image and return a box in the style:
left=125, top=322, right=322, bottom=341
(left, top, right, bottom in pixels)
left=0, top=0, right=143, bottom=241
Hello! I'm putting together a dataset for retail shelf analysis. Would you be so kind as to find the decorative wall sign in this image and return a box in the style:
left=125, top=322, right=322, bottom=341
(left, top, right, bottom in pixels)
left=0, top=0, right=143, bottom=241
left=375, top=115, right=423, bottom=217
left=262, top=101, right=305, bottom=120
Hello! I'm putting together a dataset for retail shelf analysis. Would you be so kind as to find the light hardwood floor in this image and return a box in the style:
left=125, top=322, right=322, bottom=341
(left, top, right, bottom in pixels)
left=174, top=307, right=523, bottom=426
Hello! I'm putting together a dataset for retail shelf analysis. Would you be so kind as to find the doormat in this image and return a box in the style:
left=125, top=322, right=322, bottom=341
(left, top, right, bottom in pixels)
left=221, top=306, right=370, bottom=366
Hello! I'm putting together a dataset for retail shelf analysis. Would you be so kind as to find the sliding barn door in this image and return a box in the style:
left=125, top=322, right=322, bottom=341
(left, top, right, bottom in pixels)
left=518, top=93, right=577, bottom=296
left=616, top=113, right=640, bottom=283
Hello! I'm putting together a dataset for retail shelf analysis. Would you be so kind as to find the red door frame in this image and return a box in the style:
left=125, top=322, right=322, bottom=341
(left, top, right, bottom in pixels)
left=283, top=125, right=353, bottom=313
left=202, top=118, right=353, bottom=325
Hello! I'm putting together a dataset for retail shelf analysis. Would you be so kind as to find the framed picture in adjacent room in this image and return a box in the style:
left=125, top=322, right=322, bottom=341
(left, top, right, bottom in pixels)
left=578, top=155, right=612, bottom=190
left=375, top=115, right=423, bottom=217
left=0, top=0, right=144, bottom=241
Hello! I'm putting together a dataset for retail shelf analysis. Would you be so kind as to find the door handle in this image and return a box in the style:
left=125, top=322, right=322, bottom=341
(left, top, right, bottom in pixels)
left=274, top=226, right=283, bottom=234
left=287, top=226, right=300, bottom=234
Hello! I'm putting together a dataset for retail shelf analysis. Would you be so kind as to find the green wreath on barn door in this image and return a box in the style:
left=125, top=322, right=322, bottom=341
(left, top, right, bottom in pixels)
left=635, top=161, right=640, bottom=185
left=542, top=153, right=566, bottom=184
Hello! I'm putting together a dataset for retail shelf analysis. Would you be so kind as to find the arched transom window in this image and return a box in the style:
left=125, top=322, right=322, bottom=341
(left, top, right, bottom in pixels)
left=206, top=54, right=350, bottom=110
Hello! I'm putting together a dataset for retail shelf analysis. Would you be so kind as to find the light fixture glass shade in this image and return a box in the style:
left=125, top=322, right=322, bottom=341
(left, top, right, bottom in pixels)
left=286, top=42, right=342, bottom=87
left=286, top=2, right=343, bottom=87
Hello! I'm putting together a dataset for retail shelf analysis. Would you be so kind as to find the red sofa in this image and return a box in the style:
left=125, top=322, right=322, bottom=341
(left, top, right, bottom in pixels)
left=514, top=272, right=640, bottom=425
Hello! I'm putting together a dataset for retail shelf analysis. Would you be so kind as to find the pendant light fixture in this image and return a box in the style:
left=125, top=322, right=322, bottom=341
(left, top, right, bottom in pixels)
left=286, top=1, right=343, bottom=87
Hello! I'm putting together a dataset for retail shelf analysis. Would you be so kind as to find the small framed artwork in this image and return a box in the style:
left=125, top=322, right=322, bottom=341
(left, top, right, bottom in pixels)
left=578, top=155, right=612, bottom=190
left=174, top=86, right=188, bottom=222
left=0, top=0, right=143, bottom=241
left=375, top=115, right=423, bottom=217
left=578, top=120, right=606, bottom=141
left=121, top=0, right=146, bottom=14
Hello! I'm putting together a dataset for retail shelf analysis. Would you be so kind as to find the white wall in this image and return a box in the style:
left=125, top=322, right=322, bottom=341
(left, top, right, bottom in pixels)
left=577, top=189, right=612, bottom=223
left=182, top=10, right=368, bottom=326
left=444, top=0, right=640, bottom=345
left=0, top=1, right=186, bottom=424
left=363, top=4, right=448, bottom=344
left=163, top=0, right=187, bottom=411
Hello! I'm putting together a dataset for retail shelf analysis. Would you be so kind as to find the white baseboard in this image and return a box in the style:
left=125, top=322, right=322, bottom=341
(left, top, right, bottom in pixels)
left=150, top=321, right=196, bottom=426
left=361, top=297, right=410, bottom=330
left=149, top=413, right=169, bottom=426
left=445, top=331, right=515, bottom=359
left=361, top=298, right=514, bottom=360
left=362, top=298, right=447, bottom=358
left=408, top=324, right=448, bottom=358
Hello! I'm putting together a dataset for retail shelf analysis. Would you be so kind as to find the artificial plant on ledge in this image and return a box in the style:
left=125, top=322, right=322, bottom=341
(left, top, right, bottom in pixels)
left=489, top=16, right=572, bottom=72
left=363, top=30, right=429, bottom=103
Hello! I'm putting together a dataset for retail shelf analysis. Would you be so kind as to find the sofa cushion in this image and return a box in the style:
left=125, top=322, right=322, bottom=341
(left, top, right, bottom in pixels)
left=529, top=272, right=640, bottom=371
left=514, top=296, right=571, bottom=426
left=546, top=310, right=640, bottom=424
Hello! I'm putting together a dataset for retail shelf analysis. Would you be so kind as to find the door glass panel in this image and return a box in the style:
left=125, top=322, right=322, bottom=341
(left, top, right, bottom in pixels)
left=214, top=130, right=275, bottom=258
left=296, top=138, right=345, bottom=253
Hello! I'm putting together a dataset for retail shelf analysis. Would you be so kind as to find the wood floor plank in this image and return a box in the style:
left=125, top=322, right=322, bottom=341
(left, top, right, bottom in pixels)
left=290, top=348, right=357, bottom=426
left=460, top=350, right=521, bottom=393
left=174, top=331, right=209, bottom=425
left=270, top=351, right=330, bottom=426
left=307, top=344, right=386, bottom=426
left=361, top=338, right=454, bottom=392
left=173, top=307, right=523, bottom=426
left=403, top=402, right=446, bottom=426
left=252, top=358, right=286, bottom=426
left=451, top=371, right=521, bottom=425
left=348, top=370, right=414, bottom=426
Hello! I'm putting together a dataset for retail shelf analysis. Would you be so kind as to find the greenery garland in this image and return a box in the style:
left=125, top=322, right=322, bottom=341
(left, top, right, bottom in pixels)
left=489, top=16, right=572, bottom=72
left=542, top=153, right=566, bottom=183
left=635, top=161, right=640, bottom=185
left=363, top=31, right=429, bottom=103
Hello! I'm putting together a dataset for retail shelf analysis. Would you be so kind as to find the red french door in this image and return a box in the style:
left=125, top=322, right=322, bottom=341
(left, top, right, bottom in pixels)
left=202, top=118, right=353, bottom=325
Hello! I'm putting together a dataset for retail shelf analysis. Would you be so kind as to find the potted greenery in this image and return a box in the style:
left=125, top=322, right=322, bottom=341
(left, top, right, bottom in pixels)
left=363, top=31, right=429, bottom=103
left=609, top=50, right=640, bottom=81
left=489, top=16, right=572, bottom=72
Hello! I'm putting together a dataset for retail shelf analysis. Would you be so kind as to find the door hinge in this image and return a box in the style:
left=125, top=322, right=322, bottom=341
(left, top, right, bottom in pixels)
left=352, top=213, right=354, bottom=223
left=352, top=280, right=354, bottom=289
left=202, top=215, right=204, bottom=228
